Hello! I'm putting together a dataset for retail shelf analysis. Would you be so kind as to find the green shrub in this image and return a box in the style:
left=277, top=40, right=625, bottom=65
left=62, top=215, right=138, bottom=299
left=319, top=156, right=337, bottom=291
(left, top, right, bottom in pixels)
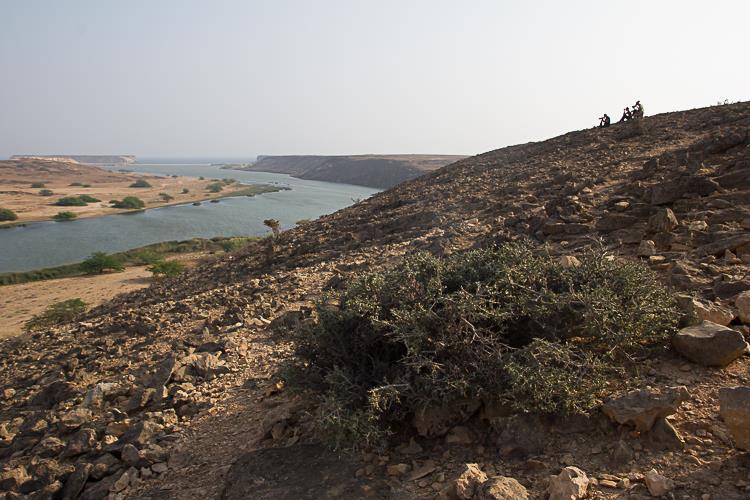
left=290, top=242, right=678, bottom=449
left=82, top=184, right=91, bottom=188
left=0, top=208, right=18, bottom=221
left=81, top=252, right=124, bottom=274
left=39, top=189, right=54, bottom=196
left=111, top=196, right=145, bottom=209
left=199, top=176, right=205, bottom=180
left=159, top=192, right=174, bottom=201
left=206, top=182, right=223, bottom=193
left=129, top=179, right=152, bottom=188
left=69, top=182, right=84, bottom=187
left=146, top=259, right=185, bottom=278
left=181, top=188, right=189, bottom=194
left=53, top=211, right=77, bottom=221
left=30, top=182, right=45, bottom=188
left=25, top=298, right=86, bottom=331
left=218, top=236, right=256, bottom=252
left=77, top=194, right=100, bottom=203
left=55, top=196, right=87, bottom=206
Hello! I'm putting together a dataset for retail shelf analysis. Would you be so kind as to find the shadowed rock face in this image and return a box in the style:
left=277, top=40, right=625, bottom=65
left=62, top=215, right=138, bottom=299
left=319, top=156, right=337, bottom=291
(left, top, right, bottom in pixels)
left=237, top=154, right=466, bottom=188
left=222, top=445, right=386, bottom=499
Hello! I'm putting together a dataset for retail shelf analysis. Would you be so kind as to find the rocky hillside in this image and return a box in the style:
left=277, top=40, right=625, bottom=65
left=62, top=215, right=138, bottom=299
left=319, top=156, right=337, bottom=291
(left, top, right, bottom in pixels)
left=2, top=102, right=750, bottom=499
left=237, top=154, right=466, bottom=188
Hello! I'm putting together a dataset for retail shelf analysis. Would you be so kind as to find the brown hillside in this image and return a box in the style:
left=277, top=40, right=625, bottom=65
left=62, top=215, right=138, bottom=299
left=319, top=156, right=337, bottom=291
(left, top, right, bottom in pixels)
left=2, top=102, right=750, bottom=499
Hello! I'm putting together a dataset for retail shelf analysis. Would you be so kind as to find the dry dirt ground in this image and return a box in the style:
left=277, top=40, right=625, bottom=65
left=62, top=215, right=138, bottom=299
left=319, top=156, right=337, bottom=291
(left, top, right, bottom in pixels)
left=0, top=159, right=245, bottom=225
left=0, top=254, right=205, bottom=339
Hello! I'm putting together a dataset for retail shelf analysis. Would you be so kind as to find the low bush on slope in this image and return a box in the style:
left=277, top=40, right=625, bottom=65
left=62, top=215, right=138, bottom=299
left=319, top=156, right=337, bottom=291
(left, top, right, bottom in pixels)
left=290, top=241, right=678, bottom=449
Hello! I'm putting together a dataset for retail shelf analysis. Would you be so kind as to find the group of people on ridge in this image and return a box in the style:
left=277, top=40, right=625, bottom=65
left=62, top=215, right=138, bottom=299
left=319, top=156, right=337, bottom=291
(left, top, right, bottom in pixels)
left=598, top=100, right=643, bottom=128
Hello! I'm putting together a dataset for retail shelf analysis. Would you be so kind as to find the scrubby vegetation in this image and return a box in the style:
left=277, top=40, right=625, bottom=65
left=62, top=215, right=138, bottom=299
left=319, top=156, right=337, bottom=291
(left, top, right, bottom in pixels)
left=39, top=189, right=54, bottom=196
left=129, top=179, right=152, bottom=188
left=55, top=196, right=88, bottom=206
left=206, top=182, right=224, bottom=193
left=111, top=196, right=145, bottom=209
left=24, top=298, right=87, bottom=331
left=77, top=194, right=101, bottom=203
left=159, top=192, right=174, bottom=201
left=53, top=211, right=77, bottom=221
left=81, top=252, right=125, bottom=274
left=289, top=242, right=678, bottom=450
left=0, top=208, right=18, bottom=221
left=0, top=237, right=253, bottom=286
left=181, top=188, right=190, bottom=194
left=147, top=259, right=186, bottom=278
left=30, top=182, right=45, bottom=188
left=69, top=182, right=84, bottom=187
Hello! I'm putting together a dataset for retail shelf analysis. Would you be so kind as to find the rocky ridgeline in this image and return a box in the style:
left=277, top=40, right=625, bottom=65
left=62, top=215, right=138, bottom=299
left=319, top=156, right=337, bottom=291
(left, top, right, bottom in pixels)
left=2, top=102, right=750, bottom=499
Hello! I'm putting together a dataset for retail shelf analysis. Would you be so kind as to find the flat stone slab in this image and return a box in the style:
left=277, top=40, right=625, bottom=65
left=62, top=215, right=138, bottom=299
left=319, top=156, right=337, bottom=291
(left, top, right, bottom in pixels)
left=222, top=444, right=386, bottom=499
left=720, top=386, right=750, bottom=450
left=673, top=321, right=748, bottom=367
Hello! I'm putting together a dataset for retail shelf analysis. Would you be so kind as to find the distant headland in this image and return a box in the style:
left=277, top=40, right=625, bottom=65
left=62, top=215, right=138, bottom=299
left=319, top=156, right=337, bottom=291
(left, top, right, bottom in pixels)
left=10, top=155, right=137, bottom=165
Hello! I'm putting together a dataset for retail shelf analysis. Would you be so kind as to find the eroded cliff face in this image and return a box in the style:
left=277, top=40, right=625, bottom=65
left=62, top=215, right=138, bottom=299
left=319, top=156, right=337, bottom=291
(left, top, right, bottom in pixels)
left=10, top=155, right=136, bottom=165
left=240, top=154, right=466, bottom=188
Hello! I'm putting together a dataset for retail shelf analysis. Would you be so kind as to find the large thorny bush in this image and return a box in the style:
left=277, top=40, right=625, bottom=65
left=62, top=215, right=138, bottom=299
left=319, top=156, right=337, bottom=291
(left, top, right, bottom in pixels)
left=290, top=241, right=678, bottom=449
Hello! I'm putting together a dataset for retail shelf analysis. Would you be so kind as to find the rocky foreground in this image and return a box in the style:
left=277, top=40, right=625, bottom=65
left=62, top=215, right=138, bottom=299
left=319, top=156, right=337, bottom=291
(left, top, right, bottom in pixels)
left=2, top=102, right=750, bottom=499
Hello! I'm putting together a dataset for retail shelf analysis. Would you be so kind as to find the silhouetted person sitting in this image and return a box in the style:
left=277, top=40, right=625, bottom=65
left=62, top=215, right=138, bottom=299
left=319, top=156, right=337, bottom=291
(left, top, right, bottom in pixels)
left=619, top=107, right=632, bottom=122
left=632, top=100, right=644, bottom=119
left=598, top=113, right=611, bottom=128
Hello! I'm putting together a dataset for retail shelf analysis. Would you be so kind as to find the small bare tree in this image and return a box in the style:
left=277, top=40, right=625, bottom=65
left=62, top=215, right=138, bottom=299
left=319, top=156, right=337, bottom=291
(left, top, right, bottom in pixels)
left=263, top=218, right=280, bottom=238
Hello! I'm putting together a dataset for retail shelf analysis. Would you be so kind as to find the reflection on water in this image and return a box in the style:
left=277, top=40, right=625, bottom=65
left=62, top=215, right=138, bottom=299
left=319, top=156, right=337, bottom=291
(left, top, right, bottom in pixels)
left=0, top=163, right=378, bottom=273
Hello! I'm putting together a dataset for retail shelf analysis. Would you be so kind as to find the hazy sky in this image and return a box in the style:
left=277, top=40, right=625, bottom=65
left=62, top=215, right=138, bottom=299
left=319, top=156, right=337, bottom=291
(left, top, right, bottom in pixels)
left=1, top=1, right=747, bottom=158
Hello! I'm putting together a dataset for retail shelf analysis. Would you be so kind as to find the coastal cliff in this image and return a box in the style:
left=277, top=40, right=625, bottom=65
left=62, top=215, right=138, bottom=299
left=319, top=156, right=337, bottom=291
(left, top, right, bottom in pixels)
left=10, top=155, right=137, bottom=165
left=236, top=154, right=466, bottom=188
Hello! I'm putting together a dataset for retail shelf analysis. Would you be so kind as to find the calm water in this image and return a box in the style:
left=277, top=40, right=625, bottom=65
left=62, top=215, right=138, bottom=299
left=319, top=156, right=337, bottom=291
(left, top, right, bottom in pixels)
left=0, top=163, right=378, bottom=273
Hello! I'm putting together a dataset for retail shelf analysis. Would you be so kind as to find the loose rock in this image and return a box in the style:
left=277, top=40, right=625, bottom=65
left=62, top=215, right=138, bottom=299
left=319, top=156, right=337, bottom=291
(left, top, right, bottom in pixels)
left=673, top=321, right=748, bottom=367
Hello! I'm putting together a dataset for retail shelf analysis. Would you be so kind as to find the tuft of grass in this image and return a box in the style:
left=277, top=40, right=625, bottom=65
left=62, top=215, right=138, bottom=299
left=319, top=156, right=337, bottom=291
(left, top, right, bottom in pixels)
left=111, top=196, right=145, bottom=209
left=39, top=189, right=54, bottom=196
left=53, top=211, right=77, bottom=221
left=0, top=208, right=18, bottom=221
left=129, top=179, right=152, bottom=188
left=25, top=298, right=87, bottom=331
left=146, top=259, right=186, bottom=278
left=289, top=241, right=678, bottom=450
left=55, top=196, right=87, bottom=206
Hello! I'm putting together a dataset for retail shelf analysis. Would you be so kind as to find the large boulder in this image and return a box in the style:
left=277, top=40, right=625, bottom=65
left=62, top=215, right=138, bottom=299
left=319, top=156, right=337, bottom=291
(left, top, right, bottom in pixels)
left=676, top=295, right=734, bottom=326
left=601, top=386, right=689, bottom=432
left=651, top=176, right=718, bottom=205
left=644, top=469, right=674, bottom=496
left=547, top=467, right=589, bottom=500
left=719, top=386, right=750, bottom=450
left=672, top=321, right=748, bottom=367
left=648, top=208, right=678, bottom=233
left=736, top=291, right=750, bottom=324
left=455, top=463, right=488, bottom=500
left=476, top=476, right=529, bottom=500
left=595, top=214, right=638, bottom=232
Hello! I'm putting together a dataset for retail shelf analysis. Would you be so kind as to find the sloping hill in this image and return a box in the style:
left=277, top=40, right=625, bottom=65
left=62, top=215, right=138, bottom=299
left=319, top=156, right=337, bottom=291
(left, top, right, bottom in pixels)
left=2, top=102, right=750, bottom=499
left=239, top=154, right=466, bottom=188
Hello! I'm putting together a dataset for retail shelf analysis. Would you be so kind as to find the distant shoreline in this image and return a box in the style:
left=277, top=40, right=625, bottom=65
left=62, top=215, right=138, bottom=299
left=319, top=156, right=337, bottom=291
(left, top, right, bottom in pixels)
left=0, top=158, right=284, bottom=226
